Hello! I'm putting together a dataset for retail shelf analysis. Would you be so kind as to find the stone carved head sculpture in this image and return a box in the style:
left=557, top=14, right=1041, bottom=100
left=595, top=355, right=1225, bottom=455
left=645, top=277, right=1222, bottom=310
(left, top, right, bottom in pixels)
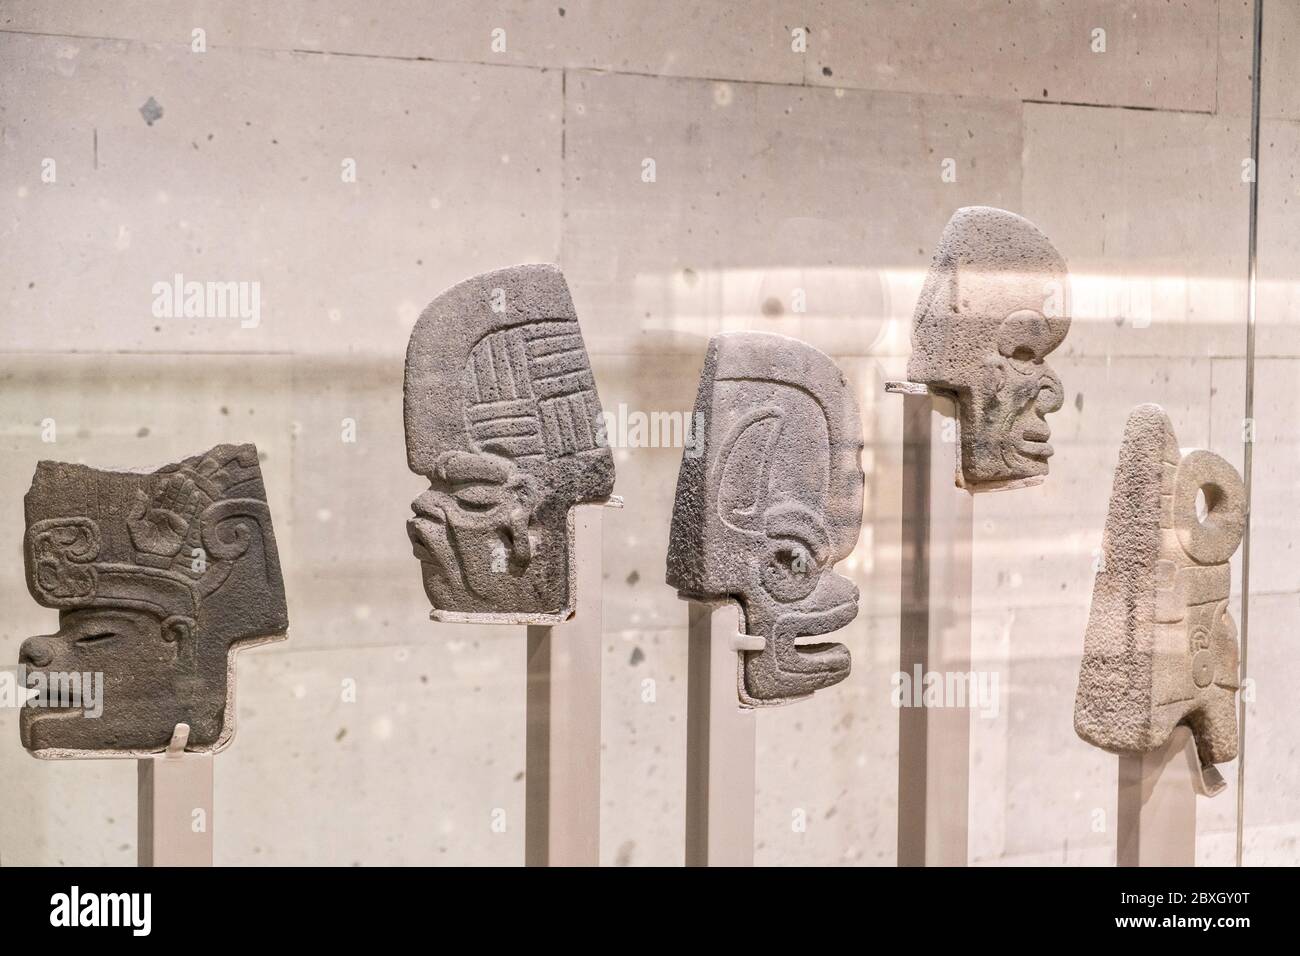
left=19, top=444, right=287, bottom=756
left=907, top=206, right=1071, bottom=490
left=1074, top=404, right=1244, bottom=795
left=667, top=331, right=864, bottom=706
left=404, top=264, right=615, bottom=623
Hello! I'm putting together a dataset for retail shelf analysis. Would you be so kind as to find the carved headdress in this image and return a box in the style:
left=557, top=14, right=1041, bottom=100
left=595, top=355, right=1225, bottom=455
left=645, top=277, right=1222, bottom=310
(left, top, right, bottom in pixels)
left=20, top=444, right=286, bottom=754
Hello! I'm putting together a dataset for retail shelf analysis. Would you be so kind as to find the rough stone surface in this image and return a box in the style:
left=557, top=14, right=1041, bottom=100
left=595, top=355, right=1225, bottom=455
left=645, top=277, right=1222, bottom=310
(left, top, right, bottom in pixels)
left=1074, top=404, right=1243, bottom=792
left=404, top=264, right=615, bottom=623
left=19, top=444, right=287, bottom=756
left=666, top=331, right=864, bottom=706
left=906, top=206, right=1072, bottom=489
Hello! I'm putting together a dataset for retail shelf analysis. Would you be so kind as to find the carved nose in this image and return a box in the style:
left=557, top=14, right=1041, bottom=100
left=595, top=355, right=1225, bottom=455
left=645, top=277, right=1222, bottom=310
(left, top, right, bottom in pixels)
left=1035, top=369, right=1064, bottom=413
left=19, top=636, right=55, bottom=668
left=506, top=504, right=533, bottom=565
left=819, top=572, right=859, bottom=610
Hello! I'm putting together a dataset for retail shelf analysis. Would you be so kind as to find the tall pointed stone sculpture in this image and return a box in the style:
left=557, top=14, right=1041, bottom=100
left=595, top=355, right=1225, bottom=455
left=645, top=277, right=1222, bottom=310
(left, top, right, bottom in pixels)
left=1074, top=404, right=1244, bottom=795
left=404, top=264, right=615, bottom=624
left=666, top=331, right=864, bottom=706
left=903, top=206, right=1071, bottom=490
left=19, top=444, right=287, bottom=756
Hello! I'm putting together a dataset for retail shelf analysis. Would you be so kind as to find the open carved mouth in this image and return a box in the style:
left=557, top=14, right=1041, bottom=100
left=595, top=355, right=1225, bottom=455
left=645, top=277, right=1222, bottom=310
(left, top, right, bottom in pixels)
left=742, top=591, right=858, bottom=706
left=1015, top=420, right=1054, bottom=460
left=1016, top=440, right=1053, bottom=459
left=23, top=667, right=87, bottom=717
left=791, top=638, right=846, bottom=660
left=780, top=598, right=858, bottom=669
left=406, top=516, right=440, bottom=563
left=20, top=704, right=86, bottom=752
left=23, top=704, right=85, bottom=720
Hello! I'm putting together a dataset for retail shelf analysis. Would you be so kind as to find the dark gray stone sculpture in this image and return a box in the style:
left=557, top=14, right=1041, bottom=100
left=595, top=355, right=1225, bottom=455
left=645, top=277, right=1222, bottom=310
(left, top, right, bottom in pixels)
left=905, top=206, right=1071, bottom=490
left=19, top=444, right=287, bottom=756
left=667, top=331, right=864, bottom=706
left=1074, top=404, right=1243, bottom=795
left=404, top=264, right=615, bottom=623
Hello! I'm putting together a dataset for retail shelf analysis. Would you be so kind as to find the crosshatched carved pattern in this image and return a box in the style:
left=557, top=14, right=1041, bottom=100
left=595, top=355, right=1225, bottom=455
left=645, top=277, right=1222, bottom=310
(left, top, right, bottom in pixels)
left=463, top=321, right=603, bottom=462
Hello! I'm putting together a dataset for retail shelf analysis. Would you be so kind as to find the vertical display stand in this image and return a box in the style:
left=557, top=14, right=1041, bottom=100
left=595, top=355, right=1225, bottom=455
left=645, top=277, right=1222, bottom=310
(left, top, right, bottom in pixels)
left=1115, top=726, right=1198, bottom=866
left=524, top=499, right=619, bottom=867
left=889, top=383, right=973, bottom=867
left=684, top=600, right=759, bottom=867
left=137, top=723, right=213, bottom=867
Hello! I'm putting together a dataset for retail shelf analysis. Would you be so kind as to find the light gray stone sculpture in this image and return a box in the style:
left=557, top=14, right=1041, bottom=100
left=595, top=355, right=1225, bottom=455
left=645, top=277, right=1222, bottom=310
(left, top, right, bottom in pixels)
left=1074, top=404, right=1244, bottom=795
left=904, top=206, right=1071, bottom=490
left=667, top=331, right=864, bottom=707
left=404, top=264, right=615, bottom=624
left=19, top=444, right=287, bottom=756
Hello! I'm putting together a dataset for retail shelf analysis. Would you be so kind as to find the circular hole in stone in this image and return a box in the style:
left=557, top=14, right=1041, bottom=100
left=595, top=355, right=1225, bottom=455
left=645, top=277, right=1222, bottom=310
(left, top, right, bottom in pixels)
left=1196, top=483, right=1223, bottom=524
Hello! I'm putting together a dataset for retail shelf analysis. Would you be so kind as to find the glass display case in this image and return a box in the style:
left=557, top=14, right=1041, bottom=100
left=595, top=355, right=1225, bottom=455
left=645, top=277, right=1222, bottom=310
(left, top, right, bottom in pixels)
left=0, top=1, right=1296, bottom=870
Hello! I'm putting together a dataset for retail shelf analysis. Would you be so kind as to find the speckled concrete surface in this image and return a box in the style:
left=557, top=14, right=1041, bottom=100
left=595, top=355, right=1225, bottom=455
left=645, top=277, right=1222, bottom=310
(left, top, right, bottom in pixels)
left=1, top=1, right=1297, bottom=866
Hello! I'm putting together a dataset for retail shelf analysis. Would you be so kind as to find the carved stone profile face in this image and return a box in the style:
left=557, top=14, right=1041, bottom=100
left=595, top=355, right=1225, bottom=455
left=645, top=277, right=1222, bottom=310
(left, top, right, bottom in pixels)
left=1074, top=404, right=1244, bottom=795
left=18, top=444, right=287, bottom=756
left=907, top=206, right=1071, bottom=489
left=404, top=264, right=615, bottom=623
left=667, top=331, right=864, bottom=706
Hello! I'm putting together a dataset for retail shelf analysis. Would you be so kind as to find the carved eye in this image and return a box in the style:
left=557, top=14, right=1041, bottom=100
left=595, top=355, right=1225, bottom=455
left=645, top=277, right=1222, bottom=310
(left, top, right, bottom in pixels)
left=75, top=631, right=116, bottom=646
left=996, top=309, right=1056, bottom=362
left=761, top=537, right=822, bottom=603
left=449, top=482, right=507, bottom=513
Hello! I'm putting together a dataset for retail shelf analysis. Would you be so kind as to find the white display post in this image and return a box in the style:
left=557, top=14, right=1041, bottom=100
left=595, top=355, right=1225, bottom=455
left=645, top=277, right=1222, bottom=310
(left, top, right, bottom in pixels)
left=137, top=723, right=214, bottom=867
left=684, top=600, right=759, bottom=867
left=1115, top=726, right=1199, bottom=867
left=888, top=384, right=973, bottom=867
left=524, top=499, right=619, bottom=867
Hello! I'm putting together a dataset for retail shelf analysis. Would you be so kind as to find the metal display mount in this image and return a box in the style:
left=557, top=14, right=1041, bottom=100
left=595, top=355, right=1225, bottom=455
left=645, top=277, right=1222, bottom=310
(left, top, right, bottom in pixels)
left=1116, top=726, right=1204, bottom=867
left=137, top=723, right=214, bottom=867
left=684, top=599, right=761, bottom=867
left=888, top=382, right=974, bottom=867
left=524, top=498, right=621, bottom=867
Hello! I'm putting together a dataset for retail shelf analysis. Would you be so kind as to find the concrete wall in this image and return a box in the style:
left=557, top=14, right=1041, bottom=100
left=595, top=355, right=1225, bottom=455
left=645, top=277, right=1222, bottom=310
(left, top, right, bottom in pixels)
left=0, top=0, right=1295, bottom=865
